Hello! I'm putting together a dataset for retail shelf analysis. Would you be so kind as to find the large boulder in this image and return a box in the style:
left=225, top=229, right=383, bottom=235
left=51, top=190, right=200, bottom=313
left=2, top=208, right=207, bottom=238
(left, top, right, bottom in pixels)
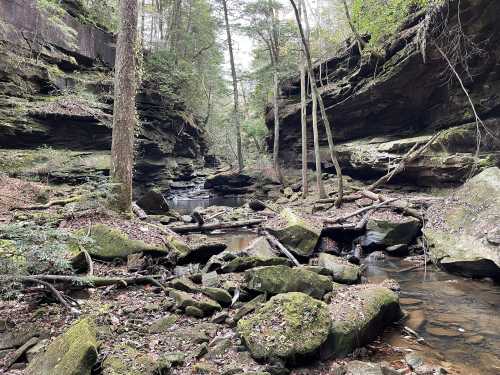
left=237, top=292, right=331, bottom=361
left=361, top=216, right=421, bottom=248
left=266, top=208, right=322, bottom=257
left=78, top=224, right=169, bottom=260
left=317, top=253, right=361, bottom=284
left=136, top=190, right=169, bottom=215
left=27, top=318, right=97, bottom=375
left=320, top=285, right=402, bottom=359
left=244, top=265, right=333, bottom=299
left=204, top=172, right=255, bottom=193
left=424, top=167, right=500, bottom=280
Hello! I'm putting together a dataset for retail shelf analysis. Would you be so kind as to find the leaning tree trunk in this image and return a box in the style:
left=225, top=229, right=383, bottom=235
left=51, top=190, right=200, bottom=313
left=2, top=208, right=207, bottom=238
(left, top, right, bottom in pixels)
left=289, top=0, right=343, bottom=207
left=273, top=67, right=284, bottom=184
left=110, top=0, right=139, bottom=213
left=222, top=0, right=244, bottom=171
left=342, top=0, right=365, bottom=53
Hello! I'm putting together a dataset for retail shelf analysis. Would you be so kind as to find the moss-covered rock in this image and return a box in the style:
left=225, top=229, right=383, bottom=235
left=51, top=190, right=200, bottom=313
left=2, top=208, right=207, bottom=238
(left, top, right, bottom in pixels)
left=320, top=285, right=402, bottom=359
left=221, top=255, right=291, bottom=273
left=317, top=253, right=361, bottom=284
left=169, top=290, right=222, bottom=316
left=237, top=292, right=331, bottom=361
left=201, top=287, right=233, bottom=305
left=266, top=208, right=321, bottom=257
left=244, top=265, right=333, bottom=299
left=362, top=216, right=421, bottom=247
left=27, top=318, right=97, bottom=375
left=0, top=239, right=26, bottom=272
left=424, top=167, right=500, bottom=280
left=78, top=224, right=169, bottom=260
left=245, top=236, right=277, bottom=258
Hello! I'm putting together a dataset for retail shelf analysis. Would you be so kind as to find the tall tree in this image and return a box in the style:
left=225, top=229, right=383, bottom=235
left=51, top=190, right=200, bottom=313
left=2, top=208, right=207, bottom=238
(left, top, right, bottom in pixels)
left=300, top=0, right=326, bottom=198
left=222, top=0, right=244, bottom=171
left=110, top=0, right=139, bottom=212
left=341, top=0, right=365, bottom=53
left=299, top=0, right=308, bottom=196
left=289, top=0, right=344, bottom=206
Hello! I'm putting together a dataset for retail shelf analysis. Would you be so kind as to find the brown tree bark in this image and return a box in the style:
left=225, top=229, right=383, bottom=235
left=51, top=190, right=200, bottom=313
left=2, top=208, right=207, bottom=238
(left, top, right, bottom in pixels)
left=110, top=0, right=139, bottom=213
left=289, top=0, right=344, bottom=207
left=222, top=0, right=244, bottom=172
left=299, top=0, right=308, bottom=196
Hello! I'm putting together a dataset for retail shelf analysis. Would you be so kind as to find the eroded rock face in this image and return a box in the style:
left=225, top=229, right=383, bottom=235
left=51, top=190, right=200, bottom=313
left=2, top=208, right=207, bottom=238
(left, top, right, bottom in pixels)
left=266, top=0, right=500, bottom=185
left=424, top=167, right=500, bottom=280
left=361, top=216, right=421, bottom=248
left=237, top=292, right=331, bottom=361
left=0, top=0, right=208, bottom=194
left=27, top=318, right=97, bottom=375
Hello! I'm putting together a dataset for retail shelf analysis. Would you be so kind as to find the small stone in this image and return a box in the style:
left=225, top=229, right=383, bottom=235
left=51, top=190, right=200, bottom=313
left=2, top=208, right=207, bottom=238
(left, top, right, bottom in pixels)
left=211, top=312, right=229, bottom=324
left=193, top=343, right=208, bottom=359
left=405, top=351, right=424, bottom=369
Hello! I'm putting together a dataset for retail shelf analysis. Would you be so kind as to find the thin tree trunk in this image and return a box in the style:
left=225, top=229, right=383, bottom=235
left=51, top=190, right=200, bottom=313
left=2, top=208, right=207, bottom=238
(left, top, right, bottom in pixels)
left=110, top=0, right=139, bottom=213
left=299, top=0, right=308, bottom=196
left=311, top=83, right=326, bottom=198
left=141, top=0, right=146, bottom=46
left=341, top=0, right=365, bottom=53
left=273, top=67, right=284, bottom=184
left=222, top=0, right=244, bottom=171
left=289, top=0, right=343, bottom=207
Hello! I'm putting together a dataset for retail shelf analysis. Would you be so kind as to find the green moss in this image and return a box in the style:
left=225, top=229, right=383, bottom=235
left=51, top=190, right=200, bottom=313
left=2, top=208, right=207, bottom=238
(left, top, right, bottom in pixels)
left=27, top=318, right=97, bottom=375
left=102, top=344, right=157, bottom=375
left=245, top=265, right=333, bottom=299
left=237, top=292, right=331, bottom=360
left=77, top=224, right=168, bottom=259
left=169, top=290, right=222, bottom=315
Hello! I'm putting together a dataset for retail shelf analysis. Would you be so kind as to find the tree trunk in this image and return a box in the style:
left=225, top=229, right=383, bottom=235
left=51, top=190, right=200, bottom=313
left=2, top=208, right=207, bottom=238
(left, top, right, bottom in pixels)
left=273, top=68, right=284, bottom=184
left=299, top=0, right=308, bottom=196
left=222, top=0, right=244, bottom=172
left=311, top=83, right=326, bottom=198
left=110, top=0, right=139, bottom=213
left=289, top=0, right=343, bottom=207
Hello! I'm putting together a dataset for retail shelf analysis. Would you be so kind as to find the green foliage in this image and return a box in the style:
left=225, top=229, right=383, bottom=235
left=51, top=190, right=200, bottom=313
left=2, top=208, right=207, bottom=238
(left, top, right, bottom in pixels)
left=352, top=0, right=434, bottom=45
left=80, top=0, right=119, bottom=32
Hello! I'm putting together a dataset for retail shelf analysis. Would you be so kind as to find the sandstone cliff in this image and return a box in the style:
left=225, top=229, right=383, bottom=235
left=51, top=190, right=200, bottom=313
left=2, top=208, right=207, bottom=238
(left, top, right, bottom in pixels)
left=267, top=0, right=500, bottom=186
left=0, top=0, right=208, bottom=195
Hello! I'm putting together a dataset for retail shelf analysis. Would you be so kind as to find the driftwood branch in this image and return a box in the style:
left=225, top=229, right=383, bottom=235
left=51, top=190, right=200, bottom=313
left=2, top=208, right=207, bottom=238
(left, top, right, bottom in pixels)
left=263, top=231, right=300, bottom=267
left=168, top=219, right=264, bottom=234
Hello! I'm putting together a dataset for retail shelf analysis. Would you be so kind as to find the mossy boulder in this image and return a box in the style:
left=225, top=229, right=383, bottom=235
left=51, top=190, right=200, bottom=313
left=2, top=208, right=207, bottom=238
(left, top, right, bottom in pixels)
left=27, top=318, right=97, bottom=375
left=424, top=167, right=500, bottom=280
left=317, top=253, right=361, bottom=284
left=78, top=224, right=169, bottom=260
left=266, top=208, right=321, bottom=257
left=221, top=255, right=291, bottom=273
left=201, top=287, right=232, bottom=305
left=237, top=292, right=331, bottom=361
left=0, top=239, right=26, bottom=272
left=361, top=216, right=421, bottom=248
left=169, top=290, right=222, bottom=316
left=320, top=285, right=402, bottom=359
left=244, top=265, right=333, bottom=299
left=245, top=236, right=277, bottom=258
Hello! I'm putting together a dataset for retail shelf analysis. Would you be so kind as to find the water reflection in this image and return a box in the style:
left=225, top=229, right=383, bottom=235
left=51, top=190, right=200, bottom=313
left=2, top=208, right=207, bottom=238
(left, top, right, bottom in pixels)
left=364, top=257, right=500, bottom=374
left=167, top=195, right=246, bottom=215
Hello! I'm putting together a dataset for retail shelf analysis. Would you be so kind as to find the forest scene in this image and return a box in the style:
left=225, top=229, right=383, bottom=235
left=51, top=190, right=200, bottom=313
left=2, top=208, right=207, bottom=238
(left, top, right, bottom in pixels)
left=0, top=0, right=499, bottom=374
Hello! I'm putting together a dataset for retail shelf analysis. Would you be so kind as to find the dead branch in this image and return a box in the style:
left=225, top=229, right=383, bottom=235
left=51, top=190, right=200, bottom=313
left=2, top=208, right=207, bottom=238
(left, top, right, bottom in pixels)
left=13, top=196, right=81, bottom=211
left=367, top=132, right=442, bottom=191
left=316, top=193, right=363, bottom=204
left=168, top=219, right=264, bottom=234
left=3, top=337, right=39, bottom=371
left=263, top=230, right=300, bottom=267
left=132, top=202, right=148, bottom=220
left=324, top=198, right=399, bottom=224
left=81, top=249, right=94, bottom=276
left=18, top=276, right=74, bottom=311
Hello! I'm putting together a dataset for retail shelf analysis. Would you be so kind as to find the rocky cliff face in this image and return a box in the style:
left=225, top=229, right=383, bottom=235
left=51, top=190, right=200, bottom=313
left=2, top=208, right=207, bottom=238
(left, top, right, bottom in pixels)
left=268, top=0, right=500, bottom=186
left=0, top=0, right=208, bottom=195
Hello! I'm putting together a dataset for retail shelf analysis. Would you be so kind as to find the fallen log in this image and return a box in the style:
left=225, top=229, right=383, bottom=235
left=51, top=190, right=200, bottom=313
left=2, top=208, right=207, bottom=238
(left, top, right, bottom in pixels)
left=3, top=337, right=39, bottom=371
left=263, top=231, right=300, bottom=267
left=168, top=218, right=264, bottom=233
left=13, top=196, right=81, bottom=211
left=316, top=193, right=363, bottom=204
left=359, top=191, right=423, bottom=220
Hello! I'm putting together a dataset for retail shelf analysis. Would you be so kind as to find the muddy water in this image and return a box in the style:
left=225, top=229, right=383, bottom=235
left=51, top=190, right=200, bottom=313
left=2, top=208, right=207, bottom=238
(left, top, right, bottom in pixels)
left=167, top=195, right=246, bottom=215
left=364, top=257, right=500, bottom=374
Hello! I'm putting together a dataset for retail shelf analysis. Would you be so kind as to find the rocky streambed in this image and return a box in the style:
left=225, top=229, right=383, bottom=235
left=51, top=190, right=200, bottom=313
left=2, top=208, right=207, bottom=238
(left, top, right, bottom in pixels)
left=0, top=168, right=499, bottom=375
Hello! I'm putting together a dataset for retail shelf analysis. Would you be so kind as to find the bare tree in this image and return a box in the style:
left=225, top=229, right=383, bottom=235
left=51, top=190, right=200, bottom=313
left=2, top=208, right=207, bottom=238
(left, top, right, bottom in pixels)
left=299, top=0, right=308, bottom=196
left=341, top=0, right=365, bottom=53
left=110, top=0, right=139, bottom=212
left=222, top=0, right=244, bottom=171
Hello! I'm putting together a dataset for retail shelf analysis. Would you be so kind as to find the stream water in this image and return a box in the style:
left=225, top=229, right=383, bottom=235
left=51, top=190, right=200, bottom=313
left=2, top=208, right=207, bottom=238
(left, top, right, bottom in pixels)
left=211, top=229, right=500, bottom=374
